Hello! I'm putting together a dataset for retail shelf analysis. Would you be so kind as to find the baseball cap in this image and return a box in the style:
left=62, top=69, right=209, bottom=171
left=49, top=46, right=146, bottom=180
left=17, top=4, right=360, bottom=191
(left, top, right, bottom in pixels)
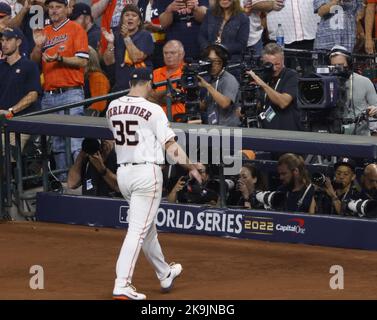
left=131, top=68, right=153, bottom=81
left=70, top=3, right=92, bottom=20
left=334, top=157, right=356, bottom=173
left=0, top=3, right=11, bottom=17
left=329, top=45, right=351, bottom=59
left=45, top=0, right=68, bottom=6
left=1, top=27, right=24, bottom=40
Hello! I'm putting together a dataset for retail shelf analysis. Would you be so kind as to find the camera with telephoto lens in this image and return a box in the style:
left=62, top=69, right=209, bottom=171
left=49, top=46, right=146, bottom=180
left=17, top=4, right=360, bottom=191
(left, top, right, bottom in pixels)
left=179, top=60, right=212, bottom=122
left=343, top=199, right=377, bottom=218
left=255, top=191, right=286, bottom=210
left=82, top=138, right=101, bottom=155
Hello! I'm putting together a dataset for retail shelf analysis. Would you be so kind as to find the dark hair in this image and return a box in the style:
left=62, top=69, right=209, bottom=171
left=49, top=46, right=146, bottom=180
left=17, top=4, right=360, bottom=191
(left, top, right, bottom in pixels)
left=242, top=163, right=266, bottom=191
left=212, top=0, right=242, bottom=18
left=202, top=44, right=229, bottom=67
left=119, top=4, right=143, bottom=30
left=130, top=79, right=150, bottom=87
left=278, top=153, right=310, bottom=186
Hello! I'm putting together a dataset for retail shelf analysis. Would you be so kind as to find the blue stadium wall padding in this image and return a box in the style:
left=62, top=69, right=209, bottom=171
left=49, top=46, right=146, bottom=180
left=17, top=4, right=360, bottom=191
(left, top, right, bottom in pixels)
left=36, top=192, right=377, bottom=251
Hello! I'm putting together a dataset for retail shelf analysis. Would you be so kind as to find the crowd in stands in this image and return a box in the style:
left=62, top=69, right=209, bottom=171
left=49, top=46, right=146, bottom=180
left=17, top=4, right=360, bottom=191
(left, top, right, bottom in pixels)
left=1, top=0, right=377, bottom=217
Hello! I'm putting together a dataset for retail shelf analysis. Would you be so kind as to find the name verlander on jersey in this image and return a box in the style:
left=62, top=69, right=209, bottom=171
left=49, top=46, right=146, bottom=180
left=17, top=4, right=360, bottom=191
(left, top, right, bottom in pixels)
left=107, top=104, right=152, bottom=121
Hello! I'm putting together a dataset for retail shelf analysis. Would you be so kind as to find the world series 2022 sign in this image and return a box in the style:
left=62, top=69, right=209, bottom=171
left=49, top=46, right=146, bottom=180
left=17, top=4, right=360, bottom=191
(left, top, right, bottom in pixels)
left=36, top=193, right=377, bottom=250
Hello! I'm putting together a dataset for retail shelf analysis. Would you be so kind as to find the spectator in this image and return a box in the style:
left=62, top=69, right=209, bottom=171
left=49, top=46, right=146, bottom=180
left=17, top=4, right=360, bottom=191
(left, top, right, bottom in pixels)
left=198, top=43, right=240, bottom=126
left=142, top=0, right=166, bottom=68
left=0, top=2, right=30, bottom=57
left=19, top=0, right=50, bottom=53
left=365, top=0, right=376, bottom=54
left=242, top=0, right=284, bottom=56
left=84, top=46, right=110, bottom=116
left=157, top=0, right=208, bottom=60
left=31, top=0, right=89, bottom=181
left=198, top=0, right=249, bottom=63
left=329, top=45, right=377, bottom=135
left=0, top=0, right=23, bottom=18
left=313, top=0, right=364, bottom=52
left=70, top=2, right=101, bottom=51
left=102, top=4, right=154, bottom=91
left=235, top=163, right=265, bottom=209
left=0, top=27, right=41, bottom=150
left=67, top=139, right=120, bottom=197
left=246, top=42, right=302, bottom=131
left=360, top=163, right=377, bottom=200
left=267, top=0, right=320, bottom=51
left=150, top=40, right=185, bottom=121
left=277, top=153, right=316, bottom=214
left=315, top=157, right=359, bottom=215
left=91, top=0, right=136, bottom=55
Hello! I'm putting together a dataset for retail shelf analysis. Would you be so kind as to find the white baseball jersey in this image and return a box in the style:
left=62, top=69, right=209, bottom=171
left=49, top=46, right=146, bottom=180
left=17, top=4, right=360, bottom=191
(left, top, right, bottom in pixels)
left=106, top=96, right=175, bottom=164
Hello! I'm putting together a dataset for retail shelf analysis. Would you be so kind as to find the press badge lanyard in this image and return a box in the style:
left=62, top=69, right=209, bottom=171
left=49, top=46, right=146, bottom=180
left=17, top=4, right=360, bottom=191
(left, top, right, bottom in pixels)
left=264, top=78, right=281, bottom=105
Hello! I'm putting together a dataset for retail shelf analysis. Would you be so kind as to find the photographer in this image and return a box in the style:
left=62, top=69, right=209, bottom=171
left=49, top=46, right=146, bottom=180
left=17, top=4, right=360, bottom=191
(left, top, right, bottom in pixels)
left=329, top=45, right=377, bottom=136
left=314, top=157, right=360, bottom=215
left=67, top=139, right=120, bottom=197
left=246, top=43, right=302, bottom=131
left=197, top=43, right=241, bottom=126
left=276, top=153, right=316, bottom=214
left=360, top=163, right=377, bottom=200
left=167, top=163, right=218, bottom=205
left=235, top=163, right=265, bottom=209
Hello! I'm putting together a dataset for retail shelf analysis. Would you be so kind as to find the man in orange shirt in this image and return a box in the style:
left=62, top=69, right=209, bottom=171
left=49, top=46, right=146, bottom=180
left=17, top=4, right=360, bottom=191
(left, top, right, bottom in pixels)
left=150, top=40, right=185, bottom=121
left=366, top=0, right=377, bottom=54
left=31, top=0, right=89, bottom=181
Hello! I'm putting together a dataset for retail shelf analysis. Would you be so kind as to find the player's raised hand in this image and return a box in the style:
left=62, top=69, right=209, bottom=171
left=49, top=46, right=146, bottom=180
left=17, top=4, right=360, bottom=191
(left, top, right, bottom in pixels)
left=32, top=28, right=47, bottom=48
left=102, top=28, right=115, bottom=44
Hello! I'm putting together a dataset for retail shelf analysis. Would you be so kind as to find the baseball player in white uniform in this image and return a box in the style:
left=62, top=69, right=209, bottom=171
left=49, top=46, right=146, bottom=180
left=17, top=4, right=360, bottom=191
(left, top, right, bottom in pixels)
left=107, top=68, right=202, bottom=300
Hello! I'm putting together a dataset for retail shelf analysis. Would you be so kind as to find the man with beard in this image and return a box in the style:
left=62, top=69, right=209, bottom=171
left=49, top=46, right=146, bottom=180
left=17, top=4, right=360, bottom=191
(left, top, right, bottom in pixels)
left=31, top=0, right=88, bottom=181
left=276, top=153, right=316, bottom=214
left=315, top=157, right=360, bottom=216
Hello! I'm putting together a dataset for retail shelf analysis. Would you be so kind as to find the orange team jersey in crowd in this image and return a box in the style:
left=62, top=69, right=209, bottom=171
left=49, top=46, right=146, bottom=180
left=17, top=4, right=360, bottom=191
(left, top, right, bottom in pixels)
left=88, top=71, right=110, bottom=112
left=369, top=0, right=377, bottom=38
left=153, top=64, right=186, bottom=120
left=42, top=19, right=89, bottom=91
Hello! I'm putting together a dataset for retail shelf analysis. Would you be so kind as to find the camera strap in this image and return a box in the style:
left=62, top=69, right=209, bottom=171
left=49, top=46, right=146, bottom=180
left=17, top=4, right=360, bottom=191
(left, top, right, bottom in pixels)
left=297, top=183, right=313, bottom=210
left=263, top=78, right=281, bottom=108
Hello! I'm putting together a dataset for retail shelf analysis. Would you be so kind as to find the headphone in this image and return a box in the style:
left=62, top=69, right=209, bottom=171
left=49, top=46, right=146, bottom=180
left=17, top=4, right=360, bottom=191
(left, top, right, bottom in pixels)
left=328, top=46, right=353, bottom=69
left=203, top=43, right=230, bottom=67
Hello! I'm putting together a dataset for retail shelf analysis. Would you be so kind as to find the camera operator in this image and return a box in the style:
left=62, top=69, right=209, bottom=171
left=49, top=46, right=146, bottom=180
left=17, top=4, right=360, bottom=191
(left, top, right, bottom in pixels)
left=246, top=43, right=302, bottom=131
left=328, top=45, right=377, bottom=136
left=197, top=43, right=241, bottom=126
left=167, top=163, right=218, bottom=205
left=277, top=153, right=316, bottom=214
left=314, top=157, right=360, bottom=215
left=67, top=139, right=120, bottom=197
left=360, top=163, right=377, bottom=200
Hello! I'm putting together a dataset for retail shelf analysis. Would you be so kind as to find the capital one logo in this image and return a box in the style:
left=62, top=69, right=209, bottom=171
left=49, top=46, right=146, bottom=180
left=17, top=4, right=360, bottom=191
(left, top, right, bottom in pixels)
left=329, top=5, right=345, bottom=31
